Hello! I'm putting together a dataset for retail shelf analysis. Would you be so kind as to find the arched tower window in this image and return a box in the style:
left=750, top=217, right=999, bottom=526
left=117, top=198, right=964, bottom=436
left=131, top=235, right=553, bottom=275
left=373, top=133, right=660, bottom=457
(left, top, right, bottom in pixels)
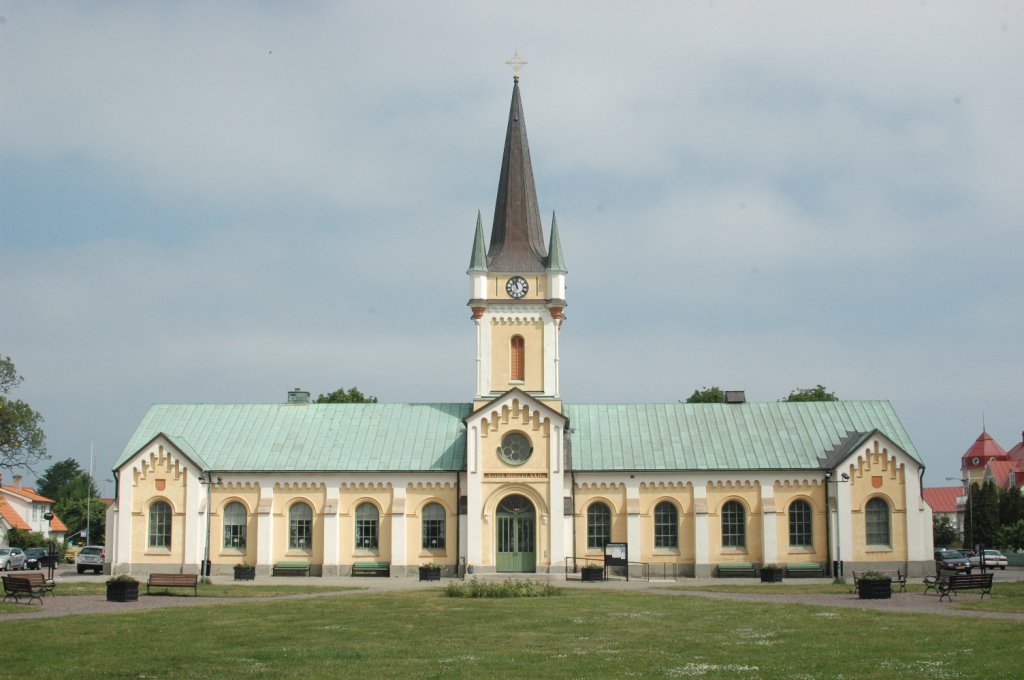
left=788, top=500, right=812, bottom=547
left=289, top=502, right=313, bottom=550
left=865, top=497, right=891, bottom=546
left=223, top=501, right=247, bottom=549
left=587, top=502, right=611, bottom=550
left=654, top=501, right=679, bottom=548
left=148, top=501, right=171, bottom=548
left=510, top=335, right=525, bottom=381
left=721, top=500, right=746, bottom=548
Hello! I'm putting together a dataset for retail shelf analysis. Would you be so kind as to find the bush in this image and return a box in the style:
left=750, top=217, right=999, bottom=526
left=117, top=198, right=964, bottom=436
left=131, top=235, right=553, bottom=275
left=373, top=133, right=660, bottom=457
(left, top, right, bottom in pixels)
left=859, top=571, right=891, bottom=581
left=445, top=578, right=563, bottom=598
left=106, top=574, right=139, bottom=584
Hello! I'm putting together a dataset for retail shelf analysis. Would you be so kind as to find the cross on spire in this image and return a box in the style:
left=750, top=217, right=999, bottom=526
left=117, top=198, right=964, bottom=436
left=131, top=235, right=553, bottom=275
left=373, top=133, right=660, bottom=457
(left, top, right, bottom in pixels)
left=505, top=49, right=527, bottom=81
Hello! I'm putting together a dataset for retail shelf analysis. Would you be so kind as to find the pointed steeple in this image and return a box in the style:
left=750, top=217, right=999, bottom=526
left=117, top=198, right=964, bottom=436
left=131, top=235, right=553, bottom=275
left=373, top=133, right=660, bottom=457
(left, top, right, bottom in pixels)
left=487, top=77, right=547, bottom=272
left=467, top=211, right=488, bottom=273
left=546, top=211, right=567, bottom=273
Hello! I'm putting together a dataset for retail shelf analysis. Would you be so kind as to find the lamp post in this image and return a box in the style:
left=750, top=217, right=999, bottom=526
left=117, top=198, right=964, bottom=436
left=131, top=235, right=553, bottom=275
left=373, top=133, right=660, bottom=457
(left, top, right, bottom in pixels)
left=946, top=476, right=972, bottom=548
left=825, top=471, right=850, bottom=580
left=43, top=511, right=56, bottom=581
left=199, top=472, right=221, bottom=582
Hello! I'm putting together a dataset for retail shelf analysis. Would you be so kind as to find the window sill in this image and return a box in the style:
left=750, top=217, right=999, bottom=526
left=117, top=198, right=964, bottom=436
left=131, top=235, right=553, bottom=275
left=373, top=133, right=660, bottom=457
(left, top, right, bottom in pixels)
left=354, top=549, right=380, bottom=556
left=787, top=546, right=815, bottom=554
left=865, top=546, right=893, bottom=553
left=286, top=550, right=312, bottom=556
left=220, top=548, right=246, bottom=556
left=419, top=549, right=447, bottom=557
left=145, top=548, right=171, bottom=556
left=720, top=547, right=748, bottom=554
left=653, top=548, right=680, bottom=556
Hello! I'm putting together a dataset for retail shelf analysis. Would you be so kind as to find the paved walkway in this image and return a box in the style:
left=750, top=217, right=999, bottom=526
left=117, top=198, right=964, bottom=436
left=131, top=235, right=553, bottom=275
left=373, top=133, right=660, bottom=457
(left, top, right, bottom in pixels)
left=3, top=569, right=1023, bottom=623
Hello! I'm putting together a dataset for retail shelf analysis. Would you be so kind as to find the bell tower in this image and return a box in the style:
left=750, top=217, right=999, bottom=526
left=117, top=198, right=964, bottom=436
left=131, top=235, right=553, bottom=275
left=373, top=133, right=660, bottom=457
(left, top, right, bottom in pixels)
left=467, top=67, right=566, bottom=411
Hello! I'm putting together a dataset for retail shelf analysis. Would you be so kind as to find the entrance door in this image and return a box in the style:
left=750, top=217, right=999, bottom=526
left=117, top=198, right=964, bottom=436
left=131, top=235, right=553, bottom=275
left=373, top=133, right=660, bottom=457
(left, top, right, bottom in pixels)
left=496, top=495, right=536, bottom=572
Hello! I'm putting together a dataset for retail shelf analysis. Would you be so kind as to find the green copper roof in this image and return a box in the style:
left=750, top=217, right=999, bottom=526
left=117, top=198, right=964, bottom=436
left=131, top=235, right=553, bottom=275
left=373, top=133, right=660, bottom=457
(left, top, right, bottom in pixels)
left=115, top=403, right=470, bottom=472
left=564, top=401, right=920, bottom=471
left=115, top=400, right=920, bottom=474
left=467, top=211, right=488, bottom=274
left=546, top=211, right=567, bottom=273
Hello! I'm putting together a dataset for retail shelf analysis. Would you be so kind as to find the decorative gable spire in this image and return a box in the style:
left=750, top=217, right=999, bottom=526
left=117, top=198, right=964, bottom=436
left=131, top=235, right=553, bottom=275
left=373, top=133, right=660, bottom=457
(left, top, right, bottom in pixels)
left=467, top=210, right=488, bottom=273
left=487, top=73, right=547, bottom=272
left=546, top=211, right=567, bottom=274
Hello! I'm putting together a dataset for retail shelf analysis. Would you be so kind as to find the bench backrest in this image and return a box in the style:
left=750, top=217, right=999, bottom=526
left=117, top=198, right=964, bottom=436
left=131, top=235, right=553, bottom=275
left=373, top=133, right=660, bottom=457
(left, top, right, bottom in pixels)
left=949, top=573, right=993, bottom=586
left=2, top=576, right=34, bottom=592
left=149, top=574, right=198, bottom=585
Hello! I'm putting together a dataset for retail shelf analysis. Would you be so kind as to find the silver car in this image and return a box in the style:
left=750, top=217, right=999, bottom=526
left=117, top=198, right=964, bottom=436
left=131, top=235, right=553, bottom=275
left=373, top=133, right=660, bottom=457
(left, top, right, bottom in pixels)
left=76, top=545, right=105, bottom=574
left=969, top=549, right=1009, bottom=570
left=0, top=546, right=26, bottom=570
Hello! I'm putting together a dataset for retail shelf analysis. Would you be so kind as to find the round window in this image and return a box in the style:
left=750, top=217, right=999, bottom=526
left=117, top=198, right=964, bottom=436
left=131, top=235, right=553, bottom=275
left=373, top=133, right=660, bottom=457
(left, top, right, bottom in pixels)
left=498, top=432, right=533, bottom=465
left=972, top=457, right=980, bottom=466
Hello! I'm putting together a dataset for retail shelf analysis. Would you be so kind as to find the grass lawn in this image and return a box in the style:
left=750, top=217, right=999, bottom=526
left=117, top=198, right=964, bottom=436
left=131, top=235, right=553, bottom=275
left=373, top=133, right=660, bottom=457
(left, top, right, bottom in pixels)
left=1, top=588, right=1021, bottom=678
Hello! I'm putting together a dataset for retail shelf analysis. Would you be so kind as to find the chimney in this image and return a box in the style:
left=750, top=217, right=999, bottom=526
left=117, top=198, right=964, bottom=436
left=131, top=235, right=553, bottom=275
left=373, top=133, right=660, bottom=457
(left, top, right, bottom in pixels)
left=287, top=388, right=310, bottom=404
left=725, top=391, right=746, bottom=404
left=13, top=474, right=23, bottom=489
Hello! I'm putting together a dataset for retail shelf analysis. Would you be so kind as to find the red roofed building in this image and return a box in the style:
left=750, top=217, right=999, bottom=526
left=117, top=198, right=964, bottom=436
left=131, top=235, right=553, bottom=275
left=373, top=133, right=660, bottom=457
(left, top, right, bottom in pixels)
left=960, top=431, right=1009, bottom=486
left=983, top=459, right=1023, bottom=490
left=923, top=486, right=965, bottom=538
left=0, top=474, right=67, bottom=546
left=1006, top=431, right=1024, bottom=464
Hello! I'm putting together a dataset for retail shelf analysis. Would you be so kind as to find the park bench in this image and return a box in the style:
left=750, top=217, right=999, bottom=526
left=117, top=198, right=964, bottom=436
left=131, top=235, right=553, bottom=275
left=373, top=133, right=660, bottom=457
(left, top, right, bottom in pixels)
left=272, top=561, right=311, bottom=576
left=146, top=573, right=198, bottom=595
left=352, top=561, right=390, bottom=577
left=717, top=562, right=755, bottom=578
left=1, top=575, right=45, bottom=605
left=785, top=562, right=824, bottom=578
left=938, top=572, right=993, bottom=602
left=22, top=572, right=56, bottom=597
left=851, top=570, right=907, bottom=593
left=923, top=568, right=958, bottom=595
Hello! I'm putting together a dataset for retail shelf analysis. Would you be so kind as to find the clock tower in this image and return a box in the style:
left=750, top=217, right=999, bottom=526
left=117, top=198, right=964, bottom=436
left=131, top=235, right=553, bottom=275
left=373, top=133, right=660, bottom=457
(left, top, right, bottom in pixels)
left=467, top=71, right=566, bottom=411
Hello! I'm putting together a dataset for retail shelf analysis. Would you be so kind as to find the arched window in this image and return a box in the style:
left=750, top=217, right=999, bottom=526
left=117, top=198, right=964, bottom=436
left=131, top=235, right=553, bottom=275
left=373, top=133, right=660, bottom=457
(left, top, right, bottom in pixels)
left=510, top=335, right=525, bottom=381
left=654, top=501, right=678, bottom=548
left=587, top=502, right=611, bottom=550
left=865, top=497, right=891, bottom=546
left=223, top=502, right=247, bottom=549
left=289, top=502, right=313, bottom=550
left=356, top=503, right=379, bottom=550
left=148, top=501, right=171, bottom=548
left=788, top=500, right=812, bottom=547
left=721, top=500, right=745, bottom=548
left=422, top=502, right=445, bottom=549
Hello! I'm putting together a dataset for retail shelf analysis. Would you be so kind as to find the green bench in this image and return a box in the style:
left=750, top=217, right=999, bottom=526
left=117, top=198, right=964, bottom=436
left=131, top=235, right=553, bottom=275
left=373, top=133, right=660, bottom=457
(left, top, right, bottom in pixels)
left=717, top=562, right=755, bottom=578
left=272, top=561, right=311, bottom=576
left=352, top=561, right=390, bottom=577
left=785, top=562, right=825, bottom=578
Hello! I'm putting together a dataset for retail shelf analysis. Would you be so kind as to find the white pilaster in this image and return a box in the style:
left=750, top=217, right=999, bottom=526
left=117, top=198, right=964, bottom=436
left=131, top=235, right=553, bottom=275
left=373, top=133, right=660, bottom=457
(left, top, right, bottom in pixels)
left=391, top=487, right=408, bottom=571
left=114, top=469, right=133, bottom=571
left=184, top=470, right=202, bottom=568
left=626, top=477, right=641, bottom=565
left=256, top=486, right=274, bottom=567
left=694, top=484, right=709, bottom=567
left=466, top=426, right=483, bottom=566
left=548, top=425, right=565, bottom=565
left=323, top=486, right=340, bottom=570
left=760, top=485, right=778, bottom=565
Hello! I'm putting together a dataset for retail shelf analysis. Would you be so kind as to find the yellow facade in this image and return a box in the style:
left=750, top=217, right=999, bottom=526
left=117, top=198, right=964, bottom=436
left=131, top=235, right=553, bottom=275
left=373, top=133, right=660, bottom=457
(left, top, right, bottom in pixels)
left=848, top=440, right=908, bottom=562
left=405, top=483, right=458, bottom=566
left=490, top=318, right=545, bottom=393
left=129, top=446, right=188, bottom=566
left=772, top=481, right=828, bottom=564
left=210, top=484, right=260, bottom=565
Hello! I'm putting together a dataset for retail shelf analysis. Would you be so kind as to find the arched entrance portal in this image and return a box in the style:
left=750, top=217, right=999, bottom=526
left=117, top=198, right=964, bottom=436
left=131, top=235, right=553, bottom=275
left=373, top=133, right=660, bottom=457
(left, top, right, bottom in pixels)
left=496, top=494, right=536, bottom=573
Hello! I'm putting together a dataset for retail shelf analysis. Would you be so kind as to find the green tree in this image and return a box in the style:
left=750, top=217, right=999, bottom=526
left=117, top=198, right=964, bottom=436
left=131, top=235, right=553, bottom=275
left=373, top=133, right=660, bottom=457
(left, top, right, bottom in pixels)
left=932, top=514, right=959, bottom=548
left=782, top=385, right=838, bottom=402
left=37, top=458, right=91, bottom=501
left=4, top=529, right=49, bottom=549
left=964, top=480, right=1000, bottom=550
left=35, top=457, right=103, bottom=542
left=315, top=387, right=378, bottom=404
left=999, top=519, right=1024, bottom=553
left=998, top=485, right=1024, bottom=527
left=685, top=387, right=725, bottom=404
left=0, top=355, right=48, bottom=471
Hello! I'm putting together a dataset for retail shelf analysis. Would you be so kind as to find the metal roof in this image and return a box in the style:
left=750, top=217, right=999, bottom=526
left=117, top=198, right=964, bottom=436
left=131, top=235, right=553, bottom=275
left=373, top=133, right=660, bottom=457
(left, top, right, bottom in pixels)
left=116, top=400, right=920, bottom=474
left=564, top=401, right=921, bottom=471
left=115, top=403, right=470, bottom=472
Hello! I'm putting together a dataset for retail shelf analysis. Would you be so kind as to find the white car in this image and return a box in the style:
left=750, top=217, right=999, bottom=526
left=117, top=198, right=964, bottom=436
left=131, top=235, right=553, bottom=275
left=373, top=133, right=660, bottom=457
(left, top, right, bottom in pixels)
left=969, top=549, right=1008, bottom=570
left=0, top=547, right=27, bottom=570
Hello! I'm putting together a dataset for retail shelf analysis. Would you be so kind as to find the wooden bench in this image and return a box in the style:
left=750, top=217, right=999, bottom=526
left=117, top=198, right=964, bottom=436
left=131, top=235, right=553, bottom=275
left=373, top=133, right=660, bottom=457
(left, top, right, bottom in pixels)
left=785, top=562, right=825, bottom=578
left=939, top=572, right=993, bottom=602
left=851, top=570, right=907, bottom=593
left=146, top=573, right=198, bottom=595
left=272, top=561, right=311, bottom=576
left=717, top=562, right=755, bottom=578
left=352, top=561, right=390, bottom=577
left=22, top=572, right=56, bottom=597
left=1, top=575, right=45, bottom=605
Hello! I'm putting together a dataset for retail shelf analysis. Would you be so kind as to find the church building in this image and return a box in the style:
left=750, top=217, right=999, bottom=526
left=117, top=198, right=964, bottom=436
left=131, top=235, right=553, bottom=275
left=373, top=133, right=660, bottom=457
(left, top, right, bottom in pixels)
left=106, top=71, right=934, bottom=578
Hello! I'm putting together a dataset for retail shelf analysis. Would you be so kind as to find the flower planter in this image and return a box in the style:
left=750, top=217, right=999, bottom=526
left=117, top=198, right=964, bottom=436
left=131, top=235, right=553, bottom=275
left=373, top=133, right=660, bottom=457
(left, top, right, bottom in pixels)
left=419, top=566, right=441, bottom=581
left=106, top=581, right=139, bottom=602
left=760, top=568, right=783, bottom=583
left=581, top=567, right=604, bottom=582
left=857, top=579, right=892, bottom=599
left=234, top=566, right=256, bottom=581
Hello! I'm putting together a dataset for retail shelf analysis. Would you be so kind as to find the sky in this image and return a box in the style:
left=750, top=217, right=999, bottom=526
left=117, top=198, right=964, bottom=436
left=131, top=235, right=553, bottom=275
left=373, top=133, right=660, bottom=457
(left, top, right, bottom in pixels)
left=2, top=1, right=1022, bottom=493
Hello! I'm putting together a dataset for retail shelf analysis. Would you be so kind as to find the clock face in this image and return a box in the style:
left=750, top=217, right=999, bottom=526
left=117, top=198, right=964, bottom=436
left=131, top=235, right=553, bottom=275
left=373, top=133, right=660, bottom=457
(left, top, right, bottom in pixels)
left=506, top=276, right=529, bottom=299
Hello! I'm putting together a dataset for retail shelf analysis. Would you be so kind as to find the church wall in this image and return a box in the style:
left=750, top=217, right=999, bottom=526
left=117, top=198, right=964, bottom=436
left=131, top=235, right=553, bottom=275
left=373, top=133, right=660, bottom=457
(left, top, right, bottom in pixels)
left=573, top=482, right=627, bottom=565
left=405, top=483, right=459, bottom=569
left=210, top=484, right=260, bottom=567
left=706, top=482, right=763, bottom=566
left=273, top=482, right=326, bottom=572
left=129, top=446, right=189, bottom=567
left=846, top=440, right=909, bottom=566
left=339, top=483, right=392, bottom=569
left=490, top=318, right=545, bottom=393
left=772, top=481, right=828, bottom=565
left=639, top=482, right=696, bottom=569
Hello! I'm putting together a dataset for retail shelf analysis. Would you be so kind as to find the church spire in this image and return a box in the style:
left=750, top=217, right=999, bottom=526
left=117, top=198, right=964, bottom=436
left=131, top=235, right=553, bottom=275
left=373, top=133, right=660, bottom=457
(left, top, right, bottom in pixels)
left=467, top=210, right=488, bottom=273
left=546, top=211, right=567, bottom=274
left=487, top=75, right=547, bottom=272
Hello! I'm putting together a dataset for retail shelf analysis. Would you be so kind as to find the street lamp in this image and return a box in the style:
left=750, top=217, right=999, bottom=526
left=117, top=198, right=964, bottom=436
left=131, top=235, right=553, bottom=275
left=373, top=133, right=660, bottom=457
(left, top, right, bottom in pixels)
left=824, top=471, right=850, bottom=579
left=199, top=472, right=222, bottom=582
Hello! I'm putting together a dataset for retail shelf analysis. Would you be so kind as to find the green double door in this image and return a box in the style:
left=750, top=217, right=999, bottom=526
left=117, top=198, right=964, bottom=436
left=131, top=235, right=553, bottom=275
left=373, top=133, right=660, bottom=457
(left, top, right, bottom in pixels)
left=496, top=495, right=536, bottom=573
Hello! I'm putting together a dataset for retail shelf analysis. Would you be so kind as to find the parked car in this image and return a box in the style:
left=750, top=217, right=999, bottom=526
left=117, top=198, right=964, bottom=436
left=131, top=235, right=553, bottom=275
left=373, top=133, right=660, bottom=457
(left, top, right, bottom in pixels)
left=23, top=547, right=49, bottom=570
left=935, top=549, right=972, bottom=573
left=969, top=549, right=1008, bottom=570
left=76, top=545, right=105, bottom=574
left=0, top=547, right=27, bottom=570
